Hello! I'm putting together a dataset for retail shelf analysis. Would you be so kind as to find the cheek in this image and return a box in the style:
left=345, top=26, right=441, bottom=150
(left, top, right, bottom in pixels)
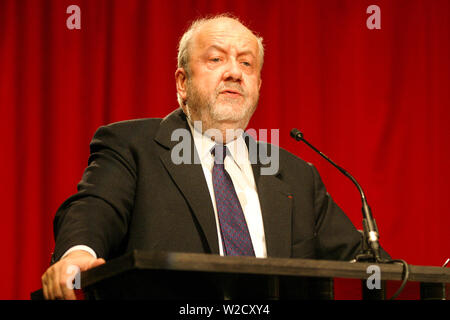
left=196, top=69, right=222, bottom=92
left=246, top=79, right=261, bottom=99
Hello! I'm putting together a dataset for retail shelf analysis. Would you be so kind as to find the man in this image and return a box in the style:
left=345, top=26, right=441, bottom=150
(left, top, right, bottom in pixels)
left=41, top=15, right=372, bottom=300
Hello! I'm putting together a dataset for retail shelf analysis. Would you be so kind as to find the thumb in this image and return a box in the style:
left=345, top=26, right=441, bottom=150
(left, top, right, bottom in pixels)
left=89, top=258, right=106, bottom=269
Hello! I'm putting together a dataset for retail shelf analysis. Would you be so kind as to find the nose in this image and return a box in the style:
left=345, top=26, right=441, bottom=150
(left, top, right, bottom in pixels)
left=223, top=58, right=242, bottom=82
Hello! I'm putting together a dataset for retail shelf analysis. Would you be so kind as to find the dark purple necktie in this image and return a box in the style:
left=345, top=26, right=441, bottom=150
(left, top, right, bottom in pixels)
left=212, top=144, right=255, bottom=256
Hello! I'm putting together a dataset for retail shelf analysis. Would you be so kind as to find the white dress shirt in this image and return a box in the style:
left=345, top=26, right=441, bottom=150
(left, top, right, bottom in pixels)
left=62, top=121, right=267, bottom=259
left=188, top=121, right=267, bottom=258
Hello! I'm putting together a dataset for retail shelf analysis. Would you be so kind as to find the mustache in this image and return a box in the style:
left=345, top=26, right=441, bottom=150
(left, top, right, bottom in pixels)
left=216, top=83, right=245, bottom=96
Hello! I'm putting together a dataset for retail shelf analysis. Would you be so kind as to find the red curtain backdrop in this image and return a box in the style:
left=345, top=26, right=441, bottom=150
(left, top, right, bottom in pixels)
left=0, top=0, right=449, bottom=300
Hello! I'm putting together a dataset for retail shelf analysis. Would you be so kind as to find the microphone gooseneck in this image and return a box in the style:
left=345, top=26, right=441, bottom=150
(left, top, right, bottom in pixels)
left=291, top=128, right=411, bottom=299
left=290, top=128, right=382, bottom=262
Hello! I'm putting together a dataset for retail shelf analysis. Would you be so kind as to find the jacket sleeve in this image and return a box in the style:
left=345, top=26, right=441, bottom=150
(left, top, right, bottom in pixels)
left=52, top=124, right=137, bottom=262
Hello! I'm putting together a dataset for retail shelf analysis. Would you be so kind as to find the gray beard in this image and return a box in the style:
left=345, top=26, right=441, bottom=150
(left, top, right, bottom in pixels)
left=185, top=79, right=259, bottom=130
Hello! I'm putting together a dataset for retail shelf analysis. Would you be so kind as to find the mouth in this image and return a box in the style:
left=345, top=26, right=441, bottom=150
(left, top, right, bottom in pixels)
left=219, top=89, right=243, bottom=97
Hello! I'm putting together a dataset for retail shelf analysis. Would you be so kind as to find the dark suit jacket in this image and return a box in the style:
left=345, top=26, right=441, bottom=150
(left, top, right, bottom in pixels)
left=52, top=108, right=368, bottom=262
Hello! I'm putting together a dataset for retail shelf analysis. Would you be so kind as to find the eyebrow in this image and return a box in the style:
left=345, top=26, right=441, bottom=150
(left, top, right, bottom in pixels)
left=206, top=44, right=256, bottom=58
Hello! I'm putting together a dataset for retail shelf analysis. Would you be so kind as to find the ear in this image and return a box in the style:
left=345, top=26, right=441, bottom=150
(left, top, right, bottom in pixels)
left=175, top=68, right=188, bottom=106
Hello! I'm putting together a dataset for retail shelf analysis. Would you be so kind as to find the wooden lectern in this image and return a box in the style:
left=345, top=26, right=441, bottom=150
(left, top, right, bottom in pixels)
left=31, top=250, right=450, bottom=300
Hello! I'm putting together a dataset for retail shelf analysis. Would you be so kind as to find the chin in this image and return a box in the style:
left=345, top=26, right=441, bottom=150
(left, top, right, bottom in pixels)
left=211, top=103, right=249, bottom=122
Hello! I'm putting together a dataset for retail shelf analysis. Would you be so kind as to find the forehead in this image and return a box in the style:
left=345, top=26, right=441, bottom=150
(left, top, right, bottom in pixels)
left=192, top=18, right=259, bottom=54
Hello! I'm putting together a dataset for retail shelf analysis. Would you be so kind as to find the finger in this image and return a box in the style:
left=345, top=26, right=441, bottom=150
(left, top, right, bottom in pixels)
left=61, top=281, right=77, bottom=300
left=52, top=265, right=64, bottom=300
left=46, top=268, right=56, bottom=300
left=42, top=285, right=48, bottom=300
left=89, top=258, right=106, bottom=269
left=41, top=274, right=49, bottom=300
left=61, top=265, right=78, bottom=300
left=42, top=286, right=49, bottom=300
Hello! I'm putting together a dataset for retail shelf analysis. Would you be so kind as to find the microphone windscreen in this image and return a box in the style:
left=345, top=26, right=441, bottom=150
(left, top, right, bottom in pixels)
left=290, top=128, right=303, bottom=141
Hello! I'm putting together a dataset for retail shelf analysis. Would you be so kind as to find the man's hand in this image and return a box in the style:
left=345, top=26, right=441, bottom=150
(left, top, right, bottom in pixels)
left=41, top=250, right=105, bottom=300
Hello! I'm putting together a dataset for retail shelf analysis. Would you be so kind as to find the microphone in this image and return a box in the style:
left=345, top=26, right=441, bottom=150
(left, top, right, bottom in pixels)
left=290, top=128, right=382, bottom=262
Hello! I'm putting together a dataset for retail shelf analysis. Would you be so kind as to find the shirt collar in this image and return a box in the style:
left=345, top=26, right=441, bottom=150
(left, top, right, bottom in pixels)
left=187, top=119, right=249, bottom=171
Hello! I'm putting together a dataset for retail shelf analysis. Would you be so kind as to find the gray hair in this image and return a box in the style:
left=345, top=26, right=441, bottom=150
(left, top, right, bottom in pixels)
left=176, top=14, right=264, bottom=107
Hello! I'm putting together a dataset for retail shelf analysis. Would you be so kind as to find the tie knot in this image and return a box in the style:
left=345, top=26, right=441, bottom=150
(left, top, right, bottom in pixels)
left=212, top=144, right=228, bottom=164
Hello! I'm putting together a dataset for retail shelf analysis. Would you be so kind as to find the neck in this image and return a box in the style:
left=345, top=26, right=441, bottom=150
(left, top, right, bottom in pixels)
left=188, top=118, right=246, bottom=144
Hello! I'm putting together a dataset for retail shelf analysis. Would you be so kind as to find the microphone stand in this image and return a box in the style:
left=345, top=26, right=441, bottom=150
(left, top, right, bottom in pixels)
left=290, top=128, right=382, bottom=263
left=290, top=128, right=410, bottom=299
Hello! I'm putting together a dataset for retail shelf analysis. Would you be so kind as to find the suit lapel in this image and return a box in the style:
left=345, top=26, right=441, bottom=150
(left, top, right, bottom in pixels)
left=250, top=140, right=293, bottom=258
left=155, top=109, right=219, bottom=254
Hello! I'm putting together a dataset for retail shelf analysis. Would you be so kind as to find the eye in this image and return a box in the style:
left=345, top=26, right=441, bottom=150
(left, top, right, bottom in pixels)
left=210, top=57, right=221, bottom=63
left=241, top=61, right=251, bottom=67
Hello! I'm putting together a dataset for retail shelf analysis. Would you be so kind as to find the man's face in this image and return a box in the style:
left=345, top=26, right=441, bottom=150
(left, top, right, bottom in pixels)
left=177, top=18, right=262, bottom=137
